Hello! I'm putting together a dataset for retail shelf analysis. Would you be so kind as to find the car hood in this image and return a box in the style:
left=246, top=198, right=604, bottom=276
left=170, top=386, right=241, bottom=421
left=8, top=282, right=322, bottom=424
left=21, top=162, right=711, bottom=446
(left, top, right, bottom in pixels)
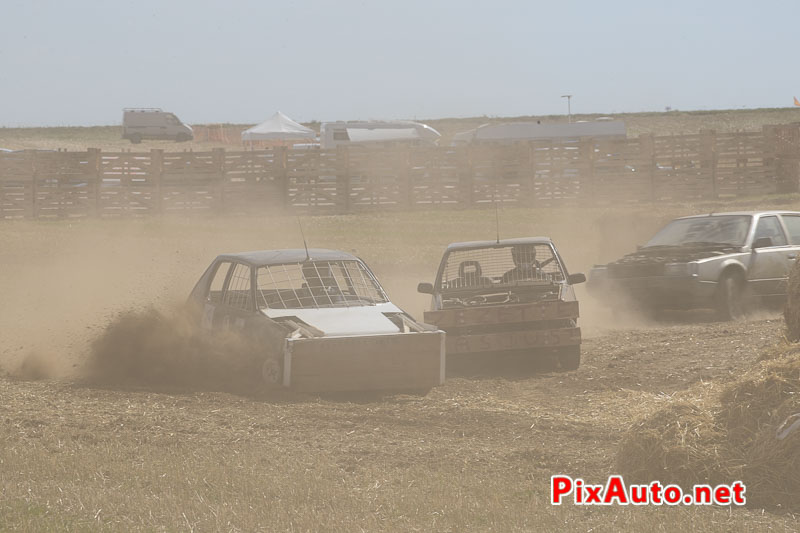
left=261, top=302, right=404, bottom=337
left=612, top=244, right=741, bottom=265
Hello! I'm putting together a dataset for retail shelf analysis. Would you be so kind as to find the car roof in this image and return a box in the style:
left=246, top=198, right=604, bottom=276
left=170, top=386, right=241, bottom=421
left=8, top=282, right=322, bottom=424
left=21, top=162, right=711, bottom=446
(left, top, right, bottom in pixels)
left=215, top=248, right=360, bottom=267
left=446, top=237, right=553, bottom=252
left=677, top=210, right=800, bottom=220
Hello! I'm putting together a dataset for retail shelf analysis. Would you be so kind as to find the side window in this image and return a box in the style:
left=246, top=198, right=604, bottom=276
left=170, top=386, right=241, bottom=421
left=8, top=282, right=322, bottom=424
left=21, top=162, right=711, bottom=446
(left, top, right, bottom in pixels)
left=223, top=263, right=253, bottom=311
left=207, top=262, right=232, bottom=304
left=781, top=215, right=800, bottom=245
left=754, top=216, right=787, bottom=246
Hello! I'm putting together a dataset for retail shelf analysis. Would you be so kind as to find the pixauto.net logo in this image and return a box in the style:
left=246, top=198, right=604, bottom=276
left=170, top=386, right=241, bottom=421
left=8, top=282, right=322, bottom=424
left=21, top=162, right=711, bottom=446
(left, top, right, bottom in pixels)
left=550, top=475, right=746, bottom=506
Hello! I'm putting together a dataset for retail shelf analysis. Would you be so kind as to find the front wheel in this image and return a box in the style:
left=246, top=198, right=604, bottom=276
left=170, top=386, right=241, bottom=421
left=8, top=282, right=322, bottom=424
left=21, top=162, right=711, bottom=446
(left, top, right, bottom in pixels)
left=558, top=345, right=581, bottom=371
left=715, top=271, right=746, bottom=320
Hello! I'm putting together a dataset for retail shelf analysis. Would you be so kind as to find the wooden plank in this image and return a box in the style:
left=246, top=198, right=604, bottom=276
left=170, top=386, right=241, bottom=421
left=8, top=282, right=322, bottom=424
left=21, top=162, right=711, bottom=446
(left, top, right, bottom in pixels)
left=285, top=331, right=444, bottom=393
left=424, top=300, right=578, bottom=328
left=446, top=327, right=581, bottom=355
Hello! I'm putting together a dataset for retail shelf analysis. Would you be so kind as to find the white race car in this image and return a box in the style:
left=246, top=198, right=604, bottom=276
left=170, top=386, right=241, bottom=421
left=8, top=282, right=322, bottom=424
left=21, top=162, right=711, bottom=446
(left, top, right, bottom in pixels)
left=188, top=249, right=444, bottom=393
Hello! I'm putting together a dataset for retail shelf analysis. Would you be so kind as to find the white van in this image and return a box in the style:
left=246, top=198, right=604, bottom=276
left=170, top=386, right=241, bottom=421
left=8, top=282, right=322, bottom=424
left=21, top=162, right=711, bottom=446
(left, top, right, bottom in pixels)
left=122, top=108, right=193, bottom=143
left=320, top=120, right=440, bottom=149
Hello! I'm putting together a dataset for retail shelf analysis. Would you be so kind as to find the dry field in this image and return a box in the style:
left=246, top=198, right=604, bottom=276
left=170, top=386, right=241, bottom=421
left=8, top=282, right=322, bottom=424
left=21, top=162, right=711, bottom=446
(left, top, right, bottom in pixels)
left=2, top=107, right=800, bottom=151
left=2, top=197, right=800, bottom=531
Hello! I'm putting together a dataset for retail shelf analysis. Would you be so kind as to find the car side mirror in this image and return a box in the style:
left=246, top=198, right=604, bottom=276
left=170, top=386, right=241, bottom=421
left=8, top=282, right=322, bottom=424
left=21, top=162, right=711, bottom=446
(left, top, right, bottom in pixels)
left=417, top=282, right=434, bottom=294
left=752, top=237, right=773, bottom=250
left=568, top=273, right=586, bottom=285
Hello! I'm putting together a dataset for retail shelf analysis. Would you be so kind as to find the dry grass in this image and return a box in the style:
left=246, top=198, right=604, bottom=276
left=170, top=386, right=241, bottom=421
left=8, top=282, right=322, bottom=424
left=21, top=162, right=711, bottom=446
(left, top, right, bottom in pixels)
left=784, top=260, right=800, bottom=341
left=616, top=342, right=800, bottom=513
left=616, top=402, right=739, bottom=488
left=3, top=202, right=800, bottom=530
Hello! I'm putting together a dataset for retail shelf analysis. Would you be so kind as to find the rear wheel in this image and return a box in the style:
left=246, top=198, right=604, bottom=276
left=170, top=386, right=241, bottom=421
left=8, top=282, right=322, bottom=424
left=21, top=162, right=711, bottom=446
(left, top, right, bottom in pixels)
left=262, top=357, right=283, bottom=389
left=129, top=133, right=142, bottom=144
left=558, top=345, right=581, bottom=371
left=716, top=271, right=746, bottom=320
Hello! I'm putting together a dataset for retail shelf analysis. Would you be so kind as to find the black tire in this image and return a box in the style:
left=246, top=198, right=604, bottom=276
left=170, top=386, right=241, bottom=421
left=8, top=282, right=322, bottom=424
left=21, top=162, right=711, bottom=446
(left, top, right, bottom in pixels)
left=558, top=345, right=581, bottom=371
left=129, top=133, right=142, bottom=144
left=175, top=133, right=191, bottom=142
left=261, top=357, right=283, bottom=389
left=716, top=271, right=746, bottom=320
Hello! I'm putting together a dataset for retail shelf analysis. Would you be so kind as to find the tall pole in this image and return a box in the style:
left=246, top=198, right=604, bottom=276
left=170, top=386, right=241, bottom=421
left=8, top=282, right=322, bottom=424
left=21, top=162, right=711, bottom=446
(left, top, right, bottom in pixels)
left=561, top=94, right=573, bottom=123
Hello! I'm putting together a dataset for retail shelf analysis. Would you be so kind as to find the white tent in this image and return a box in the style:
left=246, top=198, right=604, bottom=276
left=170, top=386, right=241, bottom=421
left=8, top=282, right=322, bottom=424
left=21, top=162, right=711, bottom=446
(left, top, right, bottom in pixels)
left=241, top=111, right=316, bottom=142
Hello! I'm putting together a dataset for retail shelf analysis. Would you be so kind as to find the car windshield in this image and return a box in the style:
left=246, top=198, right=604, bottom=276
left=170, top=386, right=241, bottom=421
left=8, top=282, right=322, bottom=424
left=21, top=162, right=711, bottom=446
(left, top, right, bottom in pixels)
left=439, top=244, right=565, bottom=290
left=644, top=215, right=751, bottom=248
left=256, top=260, right=388, bottom=309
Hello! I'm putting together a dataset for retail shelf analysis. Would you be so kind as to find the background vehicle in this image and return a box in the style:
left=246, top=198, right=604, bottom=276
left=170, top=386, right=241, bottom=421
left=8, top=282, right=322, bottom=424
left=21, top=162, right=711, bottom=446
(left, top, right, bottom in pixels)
left=187, top=249, right=444, bottom=393
left=320, top=120, right=440, bottom=149
left=588, top=211, right=800, bottom=319
left=418, top=238, right=585, bottom=371
left=122, top=108, right=193, bottom=144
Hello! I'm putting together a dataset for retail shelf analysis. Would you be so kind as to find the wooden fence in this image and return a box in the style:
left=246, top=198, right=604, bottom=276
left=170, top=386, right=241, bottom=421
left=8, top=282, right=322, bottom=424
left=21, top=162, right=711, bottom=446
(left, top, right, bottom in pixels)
left=1, top=125, right=799, bottom=219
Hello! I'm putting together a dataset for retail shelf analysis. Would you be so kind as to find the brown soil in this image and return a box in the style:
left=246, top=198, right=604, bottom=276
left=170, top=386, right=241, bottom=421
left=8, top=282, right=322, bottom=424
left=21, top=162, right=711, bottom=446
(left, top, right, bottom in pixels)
left=1, top=211, right=797, bottom=530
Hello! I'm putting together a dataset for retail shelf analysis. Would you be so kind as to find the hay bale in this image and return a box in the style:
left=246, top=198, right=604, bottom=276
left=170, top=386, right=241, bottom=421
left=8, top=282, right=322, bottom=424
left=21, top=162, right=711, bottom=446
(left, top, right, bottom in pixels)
left=740, top=396, right=800, bottom=510
left=616, top=401, right=738, bottom=487
left=717, top=354, right=800, bottom=447
left=617, top=347, right=800, bottom=509
left=784, top=259, right=800, bottom=340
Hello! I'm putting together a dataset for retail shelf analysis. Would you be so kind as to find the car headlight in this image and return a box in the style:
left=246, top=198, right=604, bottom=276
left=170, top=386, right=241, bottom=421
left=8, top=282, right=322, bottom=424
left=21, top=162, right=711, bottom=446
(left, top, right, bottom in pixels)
left=664, top=262, right=697, bottom=276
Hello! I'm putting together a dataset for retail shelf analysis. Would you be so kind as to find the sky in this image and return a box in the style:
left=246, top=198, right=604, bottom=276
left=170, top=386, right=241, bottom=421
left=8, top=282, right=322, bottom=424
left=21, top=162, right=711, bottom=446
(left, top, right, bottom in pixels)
left=0, top=0, right=798, bottom=127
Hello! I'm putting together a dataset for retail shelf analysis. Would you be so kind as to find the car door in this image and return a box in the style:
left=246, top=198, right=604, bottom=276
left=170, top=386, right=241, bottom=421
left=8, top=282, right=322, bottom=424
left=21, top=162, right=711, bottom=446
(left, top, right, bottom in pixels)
left=215, top=262, right=257, bottom=332
left=748, top=215, right=792, bottom=296
left=778, top=213, right=800, bottom=286
left=199, top=260, right=233, bottom=330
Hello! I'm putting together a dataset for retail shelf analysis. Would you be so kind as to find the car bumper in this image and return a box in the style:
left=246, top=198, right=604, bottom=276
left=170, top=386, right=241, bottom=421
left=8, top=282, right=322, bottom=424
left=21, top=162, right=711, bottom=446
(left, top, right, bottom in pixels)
left=588, top=273, right=717, bottom=309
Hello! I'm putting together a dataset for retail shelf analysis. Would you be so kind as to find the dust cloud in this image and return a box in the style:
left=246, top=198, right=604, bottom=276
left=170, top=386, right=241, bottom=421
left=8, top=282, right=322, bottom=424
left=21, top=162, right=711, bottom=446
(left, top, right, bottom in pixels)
left=0, top=208, right=673, bottom=387
left=82, top=306, right=266, bottom=393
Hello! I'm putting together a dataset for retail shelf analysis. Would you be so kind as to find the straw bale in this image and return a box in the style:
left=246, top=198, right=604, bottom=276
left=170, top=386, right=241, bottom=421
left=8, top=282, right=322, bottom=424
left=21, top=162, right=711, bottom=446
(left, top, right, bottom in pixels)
left=616, top=401, right=738, bottom=487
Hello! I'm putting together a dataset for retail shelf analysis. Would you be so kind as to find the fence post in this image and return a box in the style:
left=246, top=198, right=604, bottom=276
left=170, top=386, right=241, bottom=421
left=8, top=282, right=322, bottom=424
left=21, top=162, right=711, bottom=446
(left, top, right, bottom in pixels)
left=28, top=150, right=38, bottom=218
left=401, top=146, right=413, bottom=209
left=464, top=145, right=475, bottom=208
left=276, top=146, right=289, bottom=213
left=527, top=142, right=537, bottom=205
left=150, top=149, right=164, bottom=214
left=767, top=124, right=800, bottom=194
left=86, top=148, right=101, bottom=217
left=639, top=134, right=656, bottom=202
left=700, top=129, right=717, bottom=198
left=762, top=125, right=776, bottom=194
left=336, top=146, right=350, bottom=214
left=212, top=147, right=225, bottom=213
left=579, top=137, right=594, bottom=203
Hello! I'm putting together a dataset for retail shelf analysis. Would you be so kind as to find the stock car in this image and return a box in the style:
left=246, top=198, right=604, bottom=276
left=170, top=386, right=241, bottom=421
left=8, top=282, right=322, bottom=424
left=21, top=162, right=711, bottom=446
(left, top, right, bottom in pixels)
left=588, top=211, right=800, bottom=319
left=187, top=249, right=444, bottom=393
left=418, top=238, right=586, bottom=370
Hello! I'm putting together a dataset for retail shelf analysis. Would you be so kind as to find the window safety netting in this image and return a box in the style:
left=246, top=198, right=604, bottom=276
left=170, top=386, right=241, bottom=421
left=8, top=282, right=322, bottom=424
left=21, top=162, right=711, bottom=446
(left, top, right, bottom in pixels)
left=441, top=244, right=564, bottom=289
left=257, top=260, right=388, bottom=309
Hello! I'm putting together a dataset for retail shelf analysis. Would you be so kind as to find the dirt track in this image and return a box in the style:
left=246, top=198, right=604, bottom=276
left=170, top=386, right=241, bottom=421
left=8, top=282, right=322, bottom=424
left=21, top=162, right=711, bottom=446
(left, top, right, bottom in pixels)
left=2, top=316, right=794, bottom=531
left=2, top=211, right=799, bottom=530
